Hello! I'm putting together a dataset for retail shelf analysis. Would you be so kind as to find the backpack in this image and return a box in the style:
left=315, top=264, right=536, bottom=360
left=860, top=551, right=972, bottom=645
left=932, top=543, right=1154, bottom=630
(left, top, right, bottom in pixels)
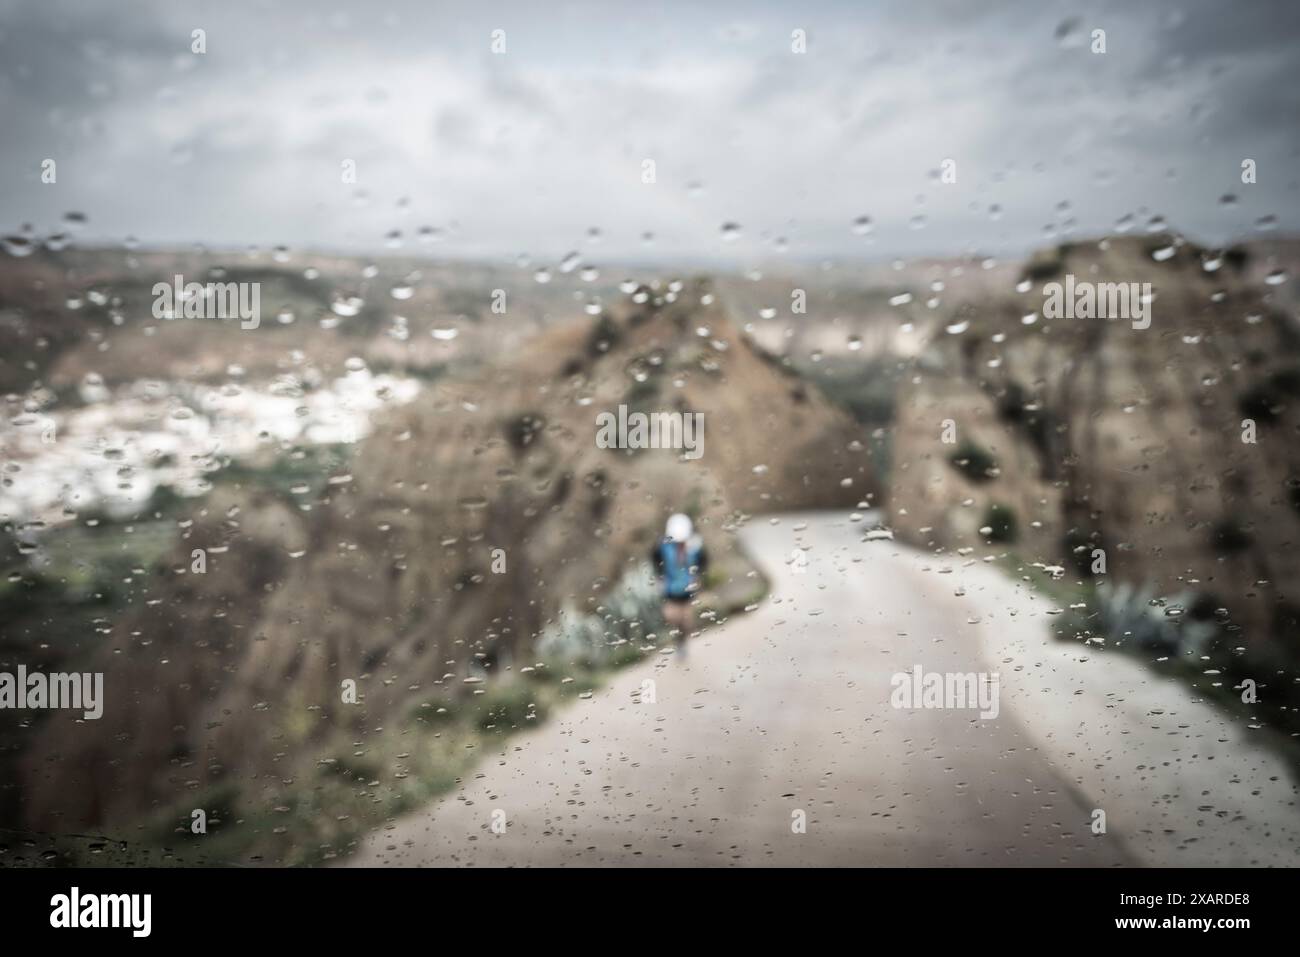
left=659, top=539, right=701, bottom=599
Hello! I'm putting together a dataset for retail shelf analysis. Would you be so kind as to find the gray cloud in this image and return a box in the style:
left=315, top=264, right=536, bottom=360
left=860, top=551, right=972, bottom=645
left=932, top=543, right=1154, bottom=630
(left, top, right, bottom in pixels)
left=1, top=0, right=1296, bottom=264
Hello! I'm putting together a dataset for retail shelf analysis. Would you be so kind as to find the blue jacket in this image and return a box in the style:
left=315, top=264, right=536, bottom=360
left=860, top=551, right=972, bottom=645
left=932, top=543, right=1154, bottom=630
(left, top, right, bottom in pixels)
left=650, top=537, right=708, bottom=599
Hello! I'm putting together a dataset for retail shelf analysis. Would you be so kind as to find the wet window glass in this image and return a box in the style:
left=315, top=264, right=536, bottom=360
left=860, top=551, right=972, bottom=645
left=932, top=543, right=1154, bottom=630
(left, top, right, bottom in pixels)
left=1, top=0, right=1297, bottom=872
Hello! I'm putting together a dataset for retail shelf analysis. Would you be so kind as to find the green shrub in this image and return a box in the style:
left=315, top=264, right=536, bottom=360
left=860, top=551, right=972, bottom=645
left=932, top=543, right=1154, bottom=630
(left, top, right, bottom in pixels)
left=982, top=502, right=1018, bottom=543
left=948, top=441, right=998, bottom=483
left=408, top=695, right=458, bottom=725
left=474, top=682, right=545, bottom=731
left=1209, top=519, right=1253, bottom=554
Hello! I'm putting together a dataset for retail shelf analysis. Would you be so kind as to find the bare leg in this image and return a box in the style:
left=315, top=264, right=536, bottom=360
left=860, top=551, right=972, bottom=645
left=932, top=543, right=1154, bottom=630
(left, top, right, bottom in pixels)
left=662, top=601, right=694, bottom=659
left=662, top=601, right=685, bottom=639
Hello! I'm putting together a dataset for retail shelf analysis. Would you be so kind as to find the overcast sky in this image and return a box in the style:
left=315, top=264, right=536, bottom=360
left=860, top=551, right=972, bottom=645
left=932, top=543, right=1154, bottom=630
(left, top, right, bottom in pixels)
left=1, top=0, right=1297, bottom=265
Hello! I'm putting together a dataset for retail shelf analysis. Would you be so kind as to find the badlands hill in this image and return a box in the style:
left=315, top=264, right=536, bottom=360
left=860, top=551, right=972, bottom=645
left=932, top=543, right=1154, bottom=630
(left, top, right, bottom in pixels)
left=889, top=235, right=1300, bottom=659
left=22, top=278, right=876, bottom=830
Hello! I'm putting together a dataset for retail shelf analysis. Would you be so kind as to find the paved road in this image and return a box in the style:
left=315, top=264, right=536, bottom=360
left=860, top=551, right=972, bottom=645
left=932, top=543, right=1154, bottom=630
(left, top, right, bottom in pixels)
left=347, top=512, right=1300, bottom=866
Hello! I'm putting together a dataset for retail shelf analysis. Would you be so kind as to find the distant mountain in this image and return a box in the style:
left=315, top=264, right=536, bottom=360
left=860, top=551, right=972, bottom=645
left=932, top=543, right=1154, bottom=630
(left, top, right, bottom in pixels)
left=0, top=247, right=624, bottom=394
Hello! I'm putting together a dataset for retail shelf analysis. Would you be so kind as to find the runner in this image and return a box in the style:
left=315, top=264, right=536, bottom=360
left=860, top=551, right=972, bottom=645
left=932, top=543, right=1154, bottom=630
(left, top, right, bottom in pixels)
left=649, top=513, right=709, bottom=653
